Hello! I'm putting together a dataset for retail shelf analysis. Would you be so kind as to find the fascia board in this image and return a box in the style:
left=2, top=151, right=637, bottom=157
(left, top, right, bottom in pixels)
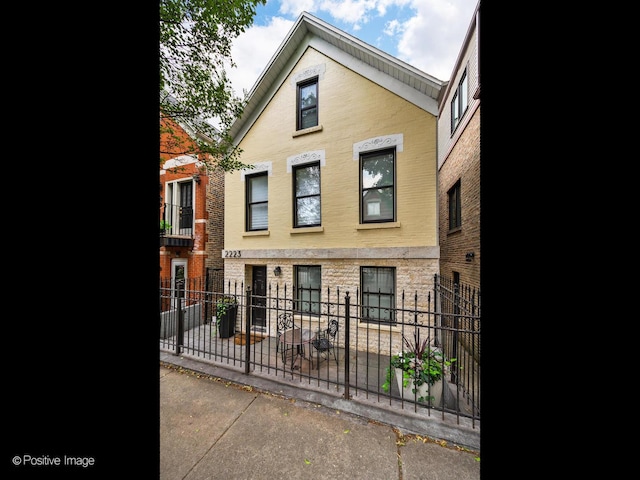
left=308, top=37, right=440, bottom=116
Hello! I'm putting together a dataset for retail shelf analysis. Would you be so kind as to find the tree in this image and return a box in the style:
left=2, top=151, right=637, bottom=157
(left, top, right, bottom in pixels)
left=160, top=0, right=266, bottom=172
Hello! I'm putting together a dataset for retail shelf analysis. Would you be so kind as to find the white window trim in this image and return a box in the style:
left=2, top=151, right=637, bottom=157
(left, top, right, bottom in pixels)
left=240, top=162, right=272, bottom=181
left=286, top=150, right=326, bottom=173
left=353, top=134, right=403, bottom=160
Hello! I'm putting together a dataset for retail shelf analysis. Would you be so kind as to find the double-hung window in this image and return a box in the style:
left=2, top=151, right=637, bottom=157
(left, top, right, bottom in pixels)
left=294, top=266, right=321, bottom=314
left=297, top=78, right=318, bottom=130
left=246, top=172, right=268, bottom=231
left=293, top=162, right=321, bottom=227
left=361, top=267, right=396, bottom=324
left=448, top=180, right=461, bottom=231
left=450, top=68, right=468, bottom=133
left=360, top=148, right=395, bottom=223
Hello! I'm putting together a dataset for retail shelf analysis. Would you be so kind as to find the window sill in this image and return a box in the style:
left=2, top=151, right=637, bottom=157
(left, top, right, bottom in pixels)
left=243, top=230, right=270, bottom=237
left=290, top=226, right=324, bottom=234
left=356, top=222, right=401, bottom=230
left=292, top=124, right=323, bottom=137
left=357, top=321, right=401, bottom=332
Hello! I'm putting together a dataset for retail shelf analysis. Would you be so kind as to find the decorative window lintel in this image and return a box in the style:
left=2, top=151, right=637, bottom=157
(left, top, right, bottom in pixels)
left=353, top=134, right=403, bottom=160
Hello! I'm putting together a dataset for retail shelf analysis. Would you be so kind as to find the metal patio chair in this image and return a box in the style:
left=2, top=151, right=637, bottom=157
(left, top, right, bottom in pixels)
left=312, top=318, right=339, bottom=367
left=276, top=312, right=294, bottom=363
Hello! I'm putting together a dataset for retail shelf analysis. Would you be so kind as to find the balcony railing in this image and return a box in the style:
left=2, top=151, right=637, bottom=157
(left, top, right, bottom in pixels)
left=160, top=202, right=194, bottom=247
left=160, top=202, right=194, bottom=236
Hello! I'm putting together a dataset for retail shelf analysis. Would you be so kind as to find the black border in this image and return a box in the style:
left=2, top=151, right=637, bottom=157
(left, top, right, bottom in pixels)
left=5, top=7, right=160, bottom=477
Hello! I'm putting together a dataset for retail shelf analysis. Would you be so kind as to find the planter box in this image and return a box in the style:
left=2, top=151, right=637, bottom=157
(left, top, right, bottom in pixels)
left=395, top=368, right=443, bottom=407
left=217, top=305, right=237, bottom=338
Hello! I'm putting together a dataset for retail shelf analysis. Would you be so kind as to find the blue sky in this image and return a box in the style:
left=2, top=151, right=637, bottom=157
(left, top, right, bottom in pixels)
left=227, top=0, right=478, bottom=97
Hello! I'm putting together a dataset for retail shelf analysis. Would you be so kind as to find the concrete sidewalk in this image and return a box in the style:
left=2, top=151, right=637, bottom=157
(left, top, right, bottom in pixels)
left=160, top=363, right=480, bottom=480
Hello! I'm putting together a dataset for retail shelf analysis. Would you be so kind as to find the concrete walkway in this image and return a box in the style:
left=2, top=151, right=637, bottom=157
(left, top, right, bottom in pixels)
left=160, top=363, right=481, bottom=480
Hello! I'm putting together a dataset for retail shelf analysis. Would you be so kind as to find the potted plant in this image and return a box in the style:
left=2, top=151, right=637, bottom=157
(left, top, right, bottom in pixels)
left=215, top=296, right=238, bottom=338
left=160, top=220, right=172, bottom=235
left=381, top=332, right=456, bottom=406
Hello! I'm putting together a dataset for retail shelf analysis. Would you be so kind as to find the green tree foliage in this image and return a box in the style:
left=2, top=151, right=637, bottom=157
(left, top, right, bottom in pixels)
left=160, top=0, right=266, bottom=172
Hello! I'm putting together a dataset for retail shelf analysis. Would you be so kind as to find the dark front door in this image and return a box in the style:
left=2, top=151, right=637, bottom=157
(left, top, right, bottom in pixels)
left=251, top=266, right=267, bottom=328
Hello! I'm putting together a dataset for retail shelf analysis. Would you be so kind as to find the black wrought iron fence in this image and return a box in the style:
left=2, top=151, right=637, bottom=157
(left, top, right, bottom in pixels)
left=159, top=275, right=480, bottom=428
left=434, top=275, right=481, bottom=416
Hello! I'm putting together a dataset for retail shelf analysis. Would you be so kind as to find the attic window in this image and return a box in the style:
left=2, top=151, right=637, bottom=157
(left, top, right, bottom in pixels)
left=297, top=77, right=318, bottom=130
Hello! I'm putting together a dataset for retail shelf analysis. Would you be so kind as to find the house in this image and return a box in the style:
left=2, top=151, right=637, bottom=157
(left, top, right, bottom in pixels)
left=437, top=1, right=481, bottom=291
left=160, top=105, right=223, bottom=292
left=222, top=11, right=446, bottom=349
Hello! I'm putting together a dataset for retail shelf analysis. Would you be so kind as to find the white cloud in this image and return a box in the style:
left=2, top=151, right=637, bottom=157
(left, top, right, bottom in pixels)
left=279, top=0, right=317, bottom=16
left=228, top=0, right=477, bottom=100
left=317, top=0, right=375, bottom=24
left=383, top=18, right=403, bottom=36
left=395, top=0, right=477, bottom=80
left=227, top=16, right=294, bottom=97
left=376, top=0, right=412, bottom=17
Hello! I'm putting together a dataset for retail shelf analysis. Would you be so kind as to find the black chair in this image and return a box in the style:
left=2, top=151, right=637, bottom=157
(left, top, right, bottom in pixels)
left=276, top=312, right=294, bottom=363
left=312, top=318, right=339, bottom=367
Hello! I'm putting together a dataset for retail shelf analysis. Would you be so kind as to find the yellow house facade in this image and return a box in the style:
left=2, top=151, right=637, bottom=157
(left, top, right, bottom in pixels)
left=223, top=13, right=445, bottom=348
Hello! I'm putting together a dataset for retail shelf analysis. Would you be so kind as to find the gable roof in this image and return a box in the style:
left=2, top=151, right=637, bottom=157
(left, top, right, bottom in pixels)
left=229, top=11, right=445, bottom=146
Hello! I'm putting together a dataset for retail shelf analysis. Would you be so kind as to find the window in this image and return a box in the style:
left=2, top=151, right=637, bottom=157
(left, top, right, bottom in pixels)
left=164, top=180, right=193, bottom=235
left=448, top=180, right=461, bottom=230
left=295, top=266, right=321, bottom=314
left=360, top=149, right=395, bottom=223
left=246, top=172, right=268, bottom=231
left=450, top=69, right=468, bottom=133
left=293, top=162, right=321, bottom=227
left=297, top=78, right=318, bottom=130
left=361, top=267, right=396, bottom=323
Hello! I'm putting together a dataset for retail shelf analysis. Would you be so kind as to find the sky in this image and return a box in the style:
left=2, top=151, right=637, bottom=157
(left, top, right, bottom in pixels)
left=227, top=0, right=478, bottom=98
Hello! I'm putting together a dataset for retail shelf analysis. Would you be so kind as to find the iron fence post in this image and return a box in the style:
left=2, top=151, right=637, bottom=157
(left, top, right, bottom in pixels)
left=176, top=282, right=184, bottom=356
left=433, top=274, right=441, bottom=347
left=343, top=291, right=350, bottom=400
left=452, top=282, right=460, bottom=384
left=244, top=287, right=252, bottom=374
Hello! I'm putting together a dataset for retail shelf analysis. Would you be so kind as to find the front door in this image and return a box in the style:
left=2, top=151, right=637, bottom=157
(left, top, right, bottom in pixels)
left=171, top=259, right=187, bottom=311
left=251, top=266, right=267, bottom=329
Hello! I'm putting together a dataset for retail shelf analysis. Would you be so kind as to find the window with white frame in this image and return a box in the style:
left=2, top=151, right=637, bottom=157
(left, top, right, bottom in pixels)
left=450, top=68, right=468, bottom=133
left=360, top=148, right=395, bottom=223
left=293, top=162, right=321, bottom=227
left=246, top=172, right=268, bottom=231
left=361, top=267, right=396, bottom=324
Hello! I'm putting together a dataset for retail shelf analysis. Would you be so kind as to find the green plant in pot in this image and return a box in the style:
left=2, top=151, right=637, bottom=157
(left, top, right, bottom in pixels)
left=215, top=296, right=238, bottom=338
left=160, top=220, right=172, bottom=232
left=381, top=332, right=456, bottom=405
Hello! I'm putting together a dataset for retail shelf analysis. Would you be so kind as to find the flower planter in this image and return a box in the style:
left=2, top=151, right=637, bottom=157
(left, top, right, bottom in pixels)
left=395, top=368, right=443, bottom=406
left=216, top=305, right=237, bottom=338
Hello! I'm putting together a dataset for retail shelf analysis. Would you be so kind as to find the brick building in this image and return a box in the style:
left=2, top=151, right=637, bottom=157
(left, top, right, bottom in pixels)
left=221, top=12, right=446, bottom=350
left=437, top=2, right=481, bottom=291
left=160, top=112, right=217, bottom=289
